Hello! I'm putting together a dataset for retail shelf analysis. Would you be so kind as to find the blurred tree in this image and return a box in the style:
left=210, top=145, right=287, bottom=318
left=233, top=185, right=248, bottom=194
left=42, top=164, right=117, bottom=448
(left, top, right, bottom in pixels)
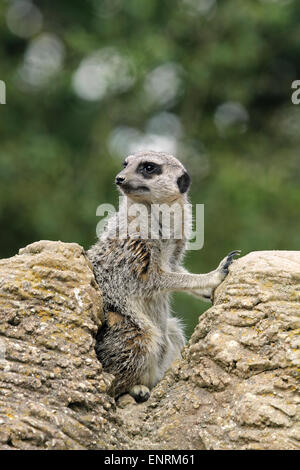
left=0, top=0, right=299, bottom=337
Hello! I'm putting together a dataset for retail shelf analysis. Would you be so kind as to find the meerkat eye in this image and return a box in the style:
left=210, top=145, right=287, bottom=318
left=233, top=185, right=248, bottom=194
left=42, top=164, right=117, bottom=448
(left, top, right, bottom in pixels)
left=122, top=160, right=128, bottom=168
left=144, top=163, right=155, bottom=173
left=136, top=161, right=162, bottom=177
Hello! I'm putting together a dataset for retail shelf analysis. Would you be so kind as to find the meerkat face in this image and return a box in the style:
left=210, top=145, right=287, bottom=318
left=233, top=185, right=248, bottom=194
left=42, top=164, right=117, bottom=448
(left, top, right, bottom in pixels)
left=115, top=151, right=191, bottom=204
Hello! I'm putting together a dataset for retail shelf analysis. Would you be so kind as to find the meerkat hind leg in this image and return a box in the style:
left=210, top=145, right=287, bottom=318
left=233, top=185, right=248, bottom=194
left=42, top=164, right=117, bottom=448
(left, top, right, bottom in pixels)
left=129, top=384, right=150, bottom=403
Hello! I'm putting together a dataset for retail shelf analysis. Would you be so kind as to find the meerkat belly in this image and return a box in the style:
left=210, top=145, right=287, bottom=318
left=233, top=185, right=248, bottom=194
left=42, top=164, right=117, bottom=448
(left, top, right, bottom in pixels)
left=132, top=294, right=169, bottom=328
left=128, top=293, right=185, bottom=387
left=126, top=294, right=169, bottom=386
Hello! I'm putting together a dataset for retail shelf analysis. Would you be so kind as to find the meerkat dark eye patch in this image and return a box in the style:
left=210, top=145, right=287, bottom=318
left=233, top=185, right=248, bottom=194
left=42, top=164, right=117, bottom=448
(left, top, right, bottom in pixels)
left=122, top=160, right=128, bottom=168
left=136, top=161, right=162, bottom=179
left=177, top=171, right=191, bottom=193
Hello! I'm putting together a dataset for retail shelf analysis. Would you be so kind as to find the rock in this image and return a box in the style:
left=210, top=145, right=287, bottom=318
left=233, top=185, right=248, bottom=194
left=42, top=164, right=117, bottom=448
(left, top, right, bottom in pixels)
left=0, top=245, right=299, bottom=449
left=0, top=241, right=127, bottom=449
left=124, top=251, right=300, bottom=450
left=116, top=394, right=136, bottom=409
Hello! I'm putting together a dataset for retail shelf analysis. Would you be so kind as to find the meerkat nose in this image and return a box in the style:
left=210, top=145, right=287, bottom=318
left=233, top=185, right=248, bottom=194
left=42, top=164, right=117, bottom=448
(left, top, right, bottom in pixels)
left=115, top=176, right=125, bottom=185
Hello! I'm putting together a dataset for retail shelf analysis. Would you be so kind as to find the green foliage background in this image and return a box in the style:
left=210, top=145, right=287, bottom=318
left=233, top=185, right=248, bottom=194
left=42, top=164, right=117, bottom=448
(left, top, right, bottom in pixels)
left=0, top=0, right=299, bottom=337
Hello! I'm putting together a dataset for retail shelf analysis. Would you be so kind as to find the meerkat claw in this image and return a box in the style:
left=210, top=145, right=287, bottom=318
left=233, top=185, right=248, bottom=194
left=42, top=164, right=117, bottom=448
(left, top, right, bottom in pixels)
left=223, top=250, right=241, bottom=273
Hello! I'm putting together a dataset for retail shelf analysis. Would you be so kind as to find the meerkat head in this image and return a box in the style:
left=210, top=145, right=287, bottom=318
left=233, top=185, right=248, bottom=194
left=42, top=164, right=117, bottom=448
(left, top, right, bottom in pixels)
left=115, top=151, right=191, bottom=204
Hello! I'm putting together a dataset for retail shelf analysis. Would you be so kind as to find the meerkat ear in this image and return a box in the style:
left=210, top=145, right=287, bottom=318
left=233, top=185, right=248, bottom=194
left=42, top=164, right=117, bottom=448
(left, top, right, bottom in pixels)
left=177, top=171, right=191, bottom=193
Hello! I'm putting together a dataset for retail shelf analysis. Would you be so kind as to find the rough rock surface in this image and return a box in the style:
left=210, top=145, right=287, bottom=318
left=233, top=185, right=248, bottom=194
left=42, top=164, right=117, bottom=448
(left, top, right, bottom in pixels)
left=0, top=243, right=299, bottom=449
left=121, top=250, right=300, bottom=450
left=0, top=241, right=127, bottom=449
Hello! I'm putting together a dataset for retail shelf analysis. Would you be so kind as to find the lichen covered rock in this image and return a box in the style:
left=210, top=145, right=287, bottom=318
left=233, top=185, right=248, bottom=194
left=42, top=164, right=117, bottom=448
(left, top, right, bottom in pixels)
left=122, top=251, right=300, bottom=450
left=0, top=245, right=299, bottom=449
left=0, top=241, right=126, bottom=449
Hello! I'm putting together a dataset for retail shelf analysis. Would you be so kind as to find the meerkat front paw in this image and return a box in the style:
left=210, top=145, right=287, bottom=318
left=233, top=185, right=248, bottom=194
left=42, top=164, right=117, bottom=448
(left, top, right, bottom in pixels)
left=204, top=250, right=241, bottom=302
left=215, top=250, right=241, bottom=282
left=189, top=251, right=241, bottom=301
left=221, top=250, right=241, bottom=274
left=218, top=250, right=241, bottom=277
left=129, top=384, right=150, bottom=403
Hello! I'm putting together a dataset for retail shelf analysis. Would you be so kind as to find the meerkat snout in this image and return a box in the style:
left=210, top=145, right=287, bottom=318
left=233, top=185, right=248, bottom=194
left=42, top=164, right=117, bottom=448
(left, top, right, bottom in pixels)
left=115, top=176, right=125, bottom=186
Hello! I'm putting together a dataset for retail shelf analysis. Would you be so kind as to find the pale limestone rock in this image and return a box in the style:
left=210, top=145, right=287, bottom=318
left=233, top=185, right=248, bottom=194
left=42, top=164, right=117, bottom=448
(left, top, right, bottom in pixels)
left=0, top=241, right=127, bottom=449
left=0, top=245, right=299, bottom=450
left=123, top=251, right=300, bottom=450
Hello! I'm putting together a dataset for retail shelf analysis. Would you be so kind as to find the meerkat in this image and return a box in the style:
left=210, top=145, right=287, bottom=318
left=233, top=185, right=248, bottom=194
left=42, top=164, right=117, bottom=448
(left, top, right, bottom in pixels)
left=87, top=151, right=240, bottom=402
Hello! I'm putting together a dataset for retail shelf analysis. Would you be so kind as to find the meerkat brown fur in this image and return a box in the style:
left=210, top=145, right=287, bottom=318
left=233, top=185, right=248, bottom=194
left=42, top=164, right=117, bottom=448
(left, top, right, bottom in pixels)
left=87, top=151, right=240, bottom=402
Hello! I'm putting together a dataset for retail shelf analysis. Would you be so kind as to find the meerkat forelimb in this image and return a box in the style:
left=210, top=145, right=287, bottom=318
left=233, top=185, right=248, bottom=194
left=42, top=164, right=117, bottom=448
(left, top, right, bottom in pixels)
left=87, top=151, right=240, bottom=403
